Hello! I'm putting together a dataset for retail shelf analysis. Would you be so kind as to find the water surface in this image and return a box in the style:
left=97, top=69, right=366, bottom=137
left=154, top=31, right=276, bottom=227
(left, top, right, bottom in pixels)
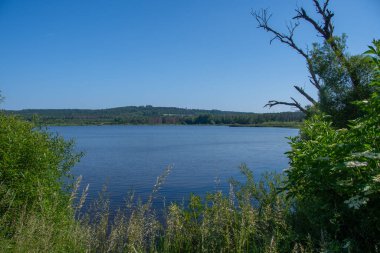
left=50, top=125, right=298, bottom=208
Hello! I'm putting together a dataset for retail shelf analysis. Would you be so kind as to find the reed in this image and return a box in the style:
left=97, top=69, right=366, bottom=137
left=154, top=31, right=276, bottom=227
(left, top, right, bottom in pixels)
left=76, top=165, right=299, bottom=253
left=0, top=165, right=318, bottom=252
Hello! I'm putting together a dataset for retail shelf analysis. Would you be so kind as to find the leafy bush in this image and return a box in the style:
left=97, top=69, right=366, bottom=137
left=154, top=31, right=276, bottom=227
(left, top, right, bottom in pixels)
left=0, top=114, right=81, bottom=236
left=285, top=40, right=380, bottom=252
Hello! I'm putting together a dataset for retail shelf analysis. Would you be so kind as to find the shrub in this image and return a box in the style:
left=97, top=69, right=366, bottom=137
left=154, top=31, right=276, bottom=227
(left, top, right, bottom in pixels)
left=284, top=40, right=380, bottom=252
left=0, top=114, right=81, bottom=236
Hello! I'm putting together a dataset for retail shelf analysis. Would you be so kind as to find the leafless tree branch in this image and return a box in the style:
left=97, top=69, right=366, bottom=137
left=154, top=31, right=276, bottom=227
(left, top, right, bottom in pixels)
left=253, top=9, right=308, bottom=59
left=253, top=7, right=323, bottom=111
left=294, top=85, right=317, bottom=105
left=254, top=0, right=364, bottom=113
left=293, top=0, right=359, bottom=89
left=265, top=98, right=308, bottom=114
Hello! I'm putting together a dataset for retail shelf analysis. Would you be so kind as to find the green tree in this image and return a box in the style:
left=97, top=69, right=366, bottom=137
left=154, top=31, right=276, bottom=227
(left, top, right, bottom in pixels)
left=310, top=36, right=375, bottom=127
left=0, top=113, right=82, bottom=235
left=254, top=0, right=375, bottom=127
left=285, top=40, right=380, bottom=252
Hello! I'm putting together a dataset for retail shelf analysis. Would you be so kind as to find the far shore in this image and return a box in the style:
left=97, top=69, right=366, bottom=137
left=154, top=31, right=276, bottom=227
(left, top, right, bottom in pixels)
left=38, top=121, right=302, bottom=128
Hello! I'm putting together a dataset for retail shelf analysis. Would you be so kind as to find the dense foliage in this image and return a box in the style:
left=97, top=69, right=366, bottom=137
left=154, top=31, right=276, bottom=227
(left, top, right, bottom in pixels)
left=310, top=35, right=375, bottom=127
left=0, top=114, right=81, bottom=237
left=285, top=40, right=380, bottom=252
left=6, top=106, right=304, bottom=126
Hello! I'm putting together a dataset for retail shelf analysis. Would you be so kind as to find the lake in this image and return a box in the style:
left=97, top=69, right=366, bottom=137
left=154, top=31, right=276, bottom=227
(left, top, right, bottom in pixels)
left=49, top=125, right=298, bottom=209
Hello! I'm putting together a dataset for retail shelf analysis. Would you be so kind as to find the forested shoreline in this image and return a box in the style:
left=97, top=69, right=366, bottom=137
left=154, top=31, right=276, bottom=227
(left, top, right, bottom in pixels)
left=5, top=106, right=304, bottom=127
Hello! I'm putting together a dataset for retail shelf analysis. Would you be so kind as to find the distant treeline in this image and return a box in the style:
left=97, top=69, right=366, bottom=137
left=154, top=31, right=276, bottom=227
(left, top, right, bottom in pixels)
left=4, top=106, right=304, bottom=126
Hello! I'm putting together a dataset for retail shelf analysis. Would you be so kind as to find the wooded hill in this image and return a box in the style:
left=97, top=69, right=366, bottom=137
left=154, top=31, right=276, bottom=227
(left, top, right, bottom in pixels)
left=4, top=106, right=304, bottom=126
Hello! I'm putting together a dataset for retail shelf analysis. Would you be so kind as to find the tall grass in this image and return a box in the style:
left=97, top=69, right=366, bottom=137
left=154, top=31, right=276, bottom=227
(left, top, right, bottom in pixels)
left=1, top=164, right=319, bottom=253
left=0, top=184, right=88, bottom=252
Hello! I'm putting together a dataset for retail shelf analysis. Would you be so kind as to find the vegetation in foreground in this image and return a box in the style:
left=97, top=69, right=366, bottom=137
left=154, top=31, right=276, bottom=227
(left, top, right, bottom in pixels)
left=0, top=40, right=379, bottom=252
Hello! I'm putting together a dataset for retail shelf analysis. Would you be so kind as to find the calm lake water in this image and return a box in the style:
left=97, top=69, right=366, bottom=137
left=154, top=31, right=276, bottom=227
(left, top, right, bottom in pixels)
left=49, top=125, right=298, bottom=209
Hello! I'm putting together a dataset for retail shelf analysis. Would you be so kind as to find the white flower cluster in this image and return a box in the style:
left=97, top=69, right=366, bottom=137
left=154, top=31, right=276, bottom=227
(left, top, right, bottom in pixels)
left=345, top=161, right=368, bottom=168
left=344, top=195, right=369, bottom=210
left=352, top=151, right=380, bottom=160
left=373, top=174, right=380, bottom=183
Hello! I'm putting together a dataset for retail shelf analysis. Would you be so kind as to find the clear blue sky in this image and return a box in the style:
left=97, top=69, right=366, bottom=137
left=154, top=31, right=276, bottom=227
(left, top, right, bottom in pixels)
left=0, top=0, right=379, bottom=112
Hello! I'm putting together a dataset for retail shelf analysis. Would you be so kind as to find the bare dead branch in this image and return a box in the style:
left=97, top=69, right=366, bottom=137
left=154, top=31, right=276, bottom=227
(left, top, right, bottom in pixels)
left=265, top=98, right=308, bottom=114
left=306, top=58, right=322, bottom=90
left=253, top=8, right=324, bottom=94
left=293, top=0, right=359, bottom=89
left=255, top=0, right=364, bottom=115
left=253, top=9, right=308, bottom=59
left=294, top=85, right=317, bottom=105
left=322, top=0, right=330, bottom=13
left=293, top=7, right=327, bottom=39
left=254, top=8, right=323, bottom=112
